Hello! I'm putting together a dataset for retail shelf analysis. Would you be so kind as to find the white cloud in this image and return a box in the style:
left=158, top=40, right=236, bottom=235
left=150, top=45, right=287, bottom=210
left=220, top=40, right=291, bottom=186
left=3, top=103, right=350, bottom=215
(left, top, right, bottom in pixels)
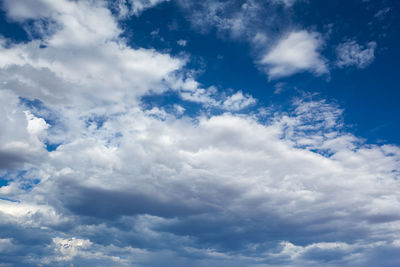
left=0, top=90, right=49, bottom=170
left=170, top=77, right=256, bottom=111
left=0, top=1, right=399, bottom=266
left=176, top=0, right=259, bottom=38
left=23, top=98, right=398, bottom=266
left=1, top=0, right=68, bottom=21
left=222, top=91, right=256, bottom=111
left=261, top=30, right=328, bottom=79
left=0, top=0, right=185, bottom=112
left=116, top=0, right=170, bottom=18
left=336, top=40, right=377, bottom=69
left=177, top=39, right=187, bottom=46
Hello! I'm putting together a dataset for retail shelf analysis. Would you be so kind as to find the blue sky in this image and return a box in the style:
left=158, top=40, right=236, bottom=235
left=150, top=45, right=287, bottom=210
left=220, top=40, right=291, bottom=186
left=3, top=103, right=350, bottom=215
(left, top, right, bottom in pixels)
left=0, top=0, right=399, bottom=266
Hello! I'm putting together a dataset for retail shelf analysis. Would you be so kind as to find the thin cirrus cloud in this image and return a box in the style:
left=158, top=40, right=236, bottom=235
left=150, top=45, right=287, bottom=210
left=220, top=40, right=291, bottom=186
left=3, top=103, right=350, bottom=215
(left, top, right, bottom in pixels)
left=0, top=0, right=399, bottom=266
left=115, top=0, right=170, bottom=17
left=336, top=40, right=377, bottom=69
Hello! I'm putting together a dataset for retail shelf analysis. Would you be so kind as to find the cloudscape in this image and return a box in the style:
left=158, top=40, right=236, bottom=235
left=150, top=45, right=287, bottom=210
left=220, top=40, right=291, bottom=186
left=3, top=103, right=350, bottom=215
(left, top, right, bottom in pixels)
left=0, top=0, right=399, bottom=266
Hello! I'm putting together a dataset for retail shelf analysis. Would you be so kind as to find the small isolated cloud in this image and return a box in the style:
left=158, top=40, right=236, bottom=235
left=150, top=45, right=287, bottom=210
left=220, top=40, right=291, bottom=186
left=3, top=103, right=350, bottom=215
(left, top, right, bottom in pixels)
left=150, top=28, right=160, bottom=36
left=336, top=40, right=377, bottom=69
left=374, top=7, right=391, bottom=19
left=252, top=32, right=268, bottom=47
left=261, top=30, right=328, bottom=79
left=273, top=82, right=287, bottom=94
left=177, top=39, right=187, bottom=46
left=222, top=91, right=256, bottom=111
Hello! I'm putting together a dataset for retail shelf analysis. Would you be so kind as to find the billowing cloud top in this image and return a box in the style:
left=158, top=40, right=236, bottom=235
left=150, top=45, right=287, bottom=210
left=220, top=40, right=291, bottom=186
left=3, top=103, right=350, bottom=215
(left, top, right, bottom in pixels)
left=0, top=0, right=399, bottom=266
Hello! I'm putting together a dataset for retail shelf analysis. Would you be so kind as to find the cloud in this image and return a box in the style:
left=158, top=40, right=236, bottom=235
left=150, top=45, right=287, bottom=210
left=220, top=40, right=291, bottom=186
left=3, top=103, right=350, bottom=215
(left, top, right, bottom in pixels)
left=270, top=0, right=301, bottom=7
left=273, top=82, right=287, bottom=94
left=0, top=0, right=187, bottom=115
left=261, top=30, right=328, bottom=79
left=0, top=0, right=399, bottom=266
left=336, top=40, right=377, bottom=69
left=374, top=7, right=391, bottom=19
left=176, top=0, right=329, bottom=80
left=2, top=94, right=399, bottom=266
left=170, top=77, right=256, bottom=111
left=114, top=0, right=170, bottom=18
left=0, top=90, right=49, bottom=170
left=177, top=39, right=187, bottom=46
left=1, top=0, right=63, bottom=21
left=222, top=91, right=256, bottom=111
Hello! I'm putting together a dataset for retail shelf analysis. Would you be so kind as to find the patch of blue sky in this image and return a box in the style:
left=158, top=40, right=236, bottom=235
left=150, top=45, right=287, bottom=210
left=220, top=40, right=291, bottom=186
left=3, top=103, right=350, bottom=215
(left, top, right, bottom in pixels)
left=0, top=197, right=20, bottom=203
left=1, top=169, right=41, bottom=192
left=19, top=97, right=59, bottom=126
left=0, top=177, right=9, bottom=188
left=85, top=115, right=108, bottom=129
left=0, top=9, right=29, bottom=43
left=19, top=97, right=65, bottom=151
left=45, top=142, right=61, bottom=152
left=20, top=178, right=40, bottom=192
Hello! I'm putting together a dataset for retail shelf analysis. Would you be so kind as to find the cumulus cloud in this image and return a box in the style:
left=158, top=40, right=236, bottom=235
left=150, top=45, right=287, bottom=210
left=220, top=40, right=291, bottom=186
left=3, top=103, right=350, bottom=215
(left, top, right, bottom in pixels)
left=0, top=0, right=399, bottom=266
left=336, top=40, right=377, bottom=69
left=261, top=30, right=328, bottom=79
left=222, top=91, right=256, bottom=111
left=0, top=90, right=49, bottom=170
left=170, top=77, right=256, bottom=111
left=14, top=98, right=397, bottom=267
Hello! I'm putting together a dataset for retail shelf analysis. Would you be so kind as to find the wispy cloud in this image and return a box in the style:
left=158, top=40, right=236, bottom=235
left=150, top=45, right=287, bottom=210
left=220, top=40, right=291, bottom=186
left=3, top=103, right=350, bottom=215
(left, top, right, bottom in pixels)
left=336, top=40, right=377, bottom=69
left=177, top=39, right=187, bottom=46
left=114, top=0, right=170, bottom=18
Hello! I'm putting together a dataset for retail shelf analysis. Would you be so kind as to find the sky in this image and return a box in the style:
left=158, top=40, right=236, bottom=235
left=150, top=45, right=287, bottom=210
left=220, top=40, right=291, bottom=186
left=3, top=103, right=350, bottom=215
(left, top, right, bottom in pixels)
left=0, top=0, right=399, bottom=266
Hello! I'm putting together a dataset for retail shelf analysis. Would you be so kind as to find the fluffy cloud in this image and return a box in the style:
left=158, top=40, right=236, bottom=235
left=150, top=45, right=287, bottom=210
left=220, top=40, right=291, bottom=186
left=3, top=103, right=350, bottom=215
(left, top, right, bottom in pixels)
left=261, top=31, right=328, bottom=79
left=0, top=90, right=49, bottom=170
left=0, top=0, right=250, bottom=113
left=2, top=93, right=400, bottom=266
left=0, top=1, right=399, bottom=266
left=336, top=40, right=377, bottom=69
left=222, top=91, right=256, bottom=111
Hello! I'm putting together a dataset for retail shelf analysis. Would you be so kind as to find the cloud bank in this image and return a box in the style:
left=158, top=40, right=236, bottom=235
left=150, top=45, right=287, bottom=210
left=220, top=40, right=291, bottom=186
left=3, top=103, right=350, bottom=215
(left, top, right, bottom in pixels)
left=0, top=0, right=399, bottom=266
